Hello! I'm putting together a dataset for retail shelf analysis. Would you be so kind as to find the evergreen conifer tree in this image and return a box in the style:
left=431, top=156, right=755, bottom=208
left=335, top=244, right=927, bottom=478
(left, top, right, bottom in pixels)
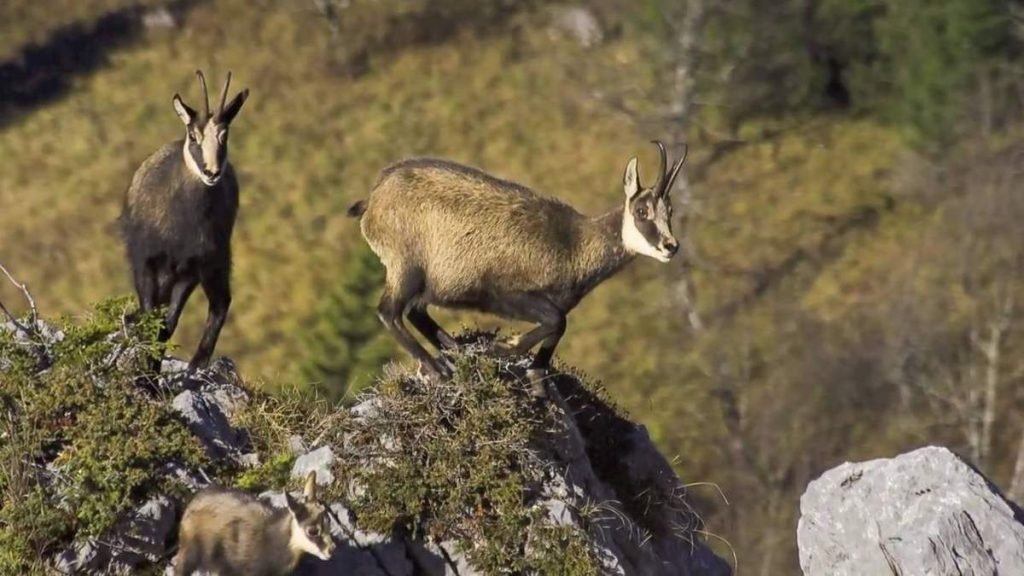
left=301, top=244, right=395, bottom=402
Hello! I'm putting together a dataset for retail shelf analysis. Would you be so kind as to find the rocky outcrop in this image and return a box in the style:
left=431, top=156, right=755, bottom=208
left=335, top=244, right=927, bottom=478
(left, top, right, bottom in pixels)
left=40, top=349, right=729, bottom=576
left=798, top=446, right=1024, bottom=576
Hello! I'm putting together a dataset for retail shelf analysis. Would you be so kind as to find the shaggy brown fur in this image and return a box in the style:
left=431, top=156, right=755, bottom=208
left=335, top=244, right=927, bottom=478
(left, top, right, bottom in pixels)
left=351, top=144, right=686, bottom=387
left=119, top=70, right=248, bottom=373
left=174, top=472, right=335, bottom=576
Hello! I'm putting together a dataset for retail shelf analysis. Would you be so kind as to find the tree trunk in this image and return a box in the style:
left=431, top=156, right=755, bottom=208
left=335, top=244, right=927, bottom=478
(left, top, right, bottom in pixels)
left=978, top=323, right=1002, bottom=466
left=972, top=296, right=1011, bottom=468
left=668, top=0, right=707, bottom=332
left=1009, top=429, right=1024, bottom=503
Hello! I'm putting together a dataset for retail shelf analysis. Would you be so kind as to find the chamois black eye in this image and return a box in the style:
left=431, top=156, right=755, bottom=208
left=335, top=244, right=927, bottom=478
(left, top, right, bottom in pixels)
left=636, top=206, right=649, bottom=220
left=307, top=527, right=320, bottom=537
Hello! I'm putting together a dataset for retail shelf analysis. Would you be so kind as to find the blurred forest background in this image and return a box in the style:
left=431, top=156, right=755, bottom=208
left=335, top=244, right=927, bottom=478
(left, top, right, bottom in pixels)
left=2, top=0, right=1024, bottom=572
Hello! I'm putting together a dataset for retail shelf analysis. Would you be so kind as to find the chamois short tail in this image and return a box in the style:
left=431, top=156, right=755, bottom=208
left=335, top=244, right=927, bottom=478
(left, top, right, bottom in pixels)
left=347, top=200, right=368, bottom=218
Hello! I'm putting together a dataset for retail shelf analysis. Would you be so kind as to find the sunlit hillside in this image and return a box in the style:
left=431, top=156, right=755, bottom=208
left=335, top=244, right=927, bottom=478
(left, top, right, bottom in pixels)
left=0, top=0, right=662, bottom=383
left=3, top=0, right=1023, bottom=572
left=0, top=0, right=164, bottom=59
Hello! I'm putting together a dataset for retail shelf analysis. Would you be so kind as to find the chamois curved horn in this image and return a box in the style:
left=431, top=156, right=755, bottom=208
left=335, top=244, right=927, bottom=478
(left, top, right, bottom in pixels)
left=195, top=70, right=210, bottom=118
left=651, top=140, right=668, bottom=195
left=663, top=143, right=688, bottom=198
left=218, top=71, right=233, bottom=116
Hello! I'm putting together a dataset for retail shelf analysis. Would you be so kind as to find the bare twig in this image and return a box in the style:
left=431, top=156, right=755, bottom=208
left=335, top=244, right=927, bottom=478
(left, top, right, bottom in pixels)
left=0, top=262, right=38, bottom=335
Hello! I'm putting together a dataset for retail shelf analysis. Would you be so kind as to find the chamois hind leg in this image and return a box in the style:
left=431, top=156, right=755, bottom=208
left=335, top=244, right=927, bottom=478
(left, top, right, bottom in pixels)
left=188, top=266, right=231, bottom=371
left=377, top=271, right=449, bottom=380
left=407, top=306, right=457, bottom=351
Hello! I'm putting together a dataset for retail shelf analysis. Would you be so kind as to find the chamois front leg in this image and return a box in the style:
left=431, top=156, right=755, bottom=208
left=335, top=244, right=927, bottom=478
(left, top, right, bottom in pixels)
left=161, top=275, right=198, bottom=343
left=494, top=295, right=566, bottom=398
left=134, top=260, right=172, bottom=377
left=189, top=267, right=231, bottom=371
left=132, top=258, right=161, bottom=316
left=525, top=311, right=566, bottom=398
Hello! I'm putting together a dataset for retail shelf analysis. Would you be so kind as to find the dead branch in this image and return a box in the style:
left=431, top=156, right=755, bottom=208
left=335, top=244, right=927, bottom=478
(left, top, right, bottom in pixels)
left=0, top=262, right=53, bottom=370
left=0, top=262, right=38, bottom=336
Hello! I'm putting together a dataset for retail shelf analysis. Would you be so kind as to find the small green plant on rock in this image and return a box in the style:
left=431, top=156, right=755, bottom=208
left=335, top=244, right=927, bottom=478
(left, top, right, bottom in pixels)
left=333, top=344, right=597, bottom=575
left=0, top=296, right=207, bottom=573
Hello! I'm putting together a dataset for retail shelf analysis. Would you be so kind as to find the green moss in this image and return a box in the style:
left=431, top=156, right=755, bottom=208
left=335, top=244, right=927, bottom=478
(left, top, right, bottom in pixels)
left=0, top=297, right=207, bottom=571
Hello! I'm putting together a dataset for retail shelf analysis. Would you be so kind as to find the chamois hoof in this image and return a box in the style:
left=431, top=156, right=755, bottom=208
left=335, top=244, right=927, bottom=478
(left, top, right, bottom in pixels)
left=525, top=368, right=551, bottom=399
left=418, top=360, right=452, bottom=382
left=491, top=341, right=518, bottom=358
left=186, top=356, right=214, bottom=374
left=437, top=335, right=459, bottom=351
left=493, top=333, right=532, bottom=358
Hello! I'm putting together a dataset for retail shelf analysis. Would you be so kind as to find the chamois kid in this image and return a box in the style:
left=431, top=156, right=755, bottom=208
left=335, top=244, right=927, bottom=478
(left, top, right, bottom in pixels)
left=174, top=471, right=336, bottom=576
left=350, top=142, right=686, bottom=391
left=120, top=70, right=248, bottom=372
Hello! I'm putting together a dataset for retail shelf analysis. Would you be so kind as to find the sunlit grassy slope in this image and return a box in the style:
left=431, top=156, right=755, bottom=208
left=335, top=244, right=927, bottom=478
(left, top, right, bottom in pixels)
left=0, top=0, right=906, bottom=438
left=0, top=0, right=676, bottom=383
left=0, top=0, right=164, bottom=59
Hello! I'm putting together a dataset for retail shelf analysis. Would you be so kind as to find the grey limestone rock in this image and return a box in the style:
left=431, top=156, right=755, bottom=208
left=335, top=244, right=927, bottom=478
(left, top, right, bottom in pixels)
left=798, top=445, right=1024, bottom=576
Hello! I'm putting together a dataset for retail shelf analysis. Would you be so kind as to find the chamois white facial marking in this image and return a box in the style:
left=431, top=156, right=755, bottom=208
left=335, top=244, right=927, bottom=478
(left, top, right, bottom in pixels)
left=172, top=71, right=247, bottom=187
left=288, top=515, right=332, bottom=560
left=620, top=156, right=678, bottom=262
left=622, top=208, right=671, bottom=261
left=181, top=139, right=207, bottom=184
left=283, top=471, right=335, bottom=562
left=180, top=121, right=227, bottom=186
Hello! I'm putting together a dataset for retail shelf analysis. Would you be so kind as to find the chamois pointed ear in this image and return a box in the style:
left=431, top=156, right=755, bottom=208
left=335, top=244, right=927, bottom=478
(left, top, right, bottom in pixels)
left=219, top=88, right=249, bottom=124
left=172, top=94, right=196, bottom=126
left=303, top=471, right=318, bottom=501
left=284, top=491, right=301, bottom=516
left=623, top=157, right=640, bottom=199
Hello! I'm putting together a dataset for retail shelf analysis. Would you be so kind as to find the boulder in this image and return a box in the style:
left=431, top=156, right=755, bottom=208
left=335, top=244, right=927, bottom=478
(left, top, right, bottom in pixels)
left=292, top=446, right=337, bottom=485
left=798, top=445, right=1024, bottom=576
left=56, top=495, right=177, bottom=575
left=169, top=362, right=256, bottom=468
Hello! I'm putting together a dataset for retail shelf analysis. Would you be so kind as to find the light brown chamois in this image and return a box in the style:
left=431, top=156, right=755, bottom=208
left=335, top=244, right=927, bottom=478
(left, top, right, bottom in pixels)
left=174, top=471, right=336, bottom=576
left=348, top=142, right=686, bottom=390
left=119, top=70, right=248, bottom=373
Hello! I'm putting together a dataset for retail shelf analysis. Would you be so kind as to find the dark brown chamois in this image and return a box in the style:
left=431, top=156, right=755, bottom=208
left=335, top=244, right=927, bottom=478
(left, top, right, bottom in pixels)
left=349, top=142, right=686, bottom=394
left=120, top=70, right=248, bottom=372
